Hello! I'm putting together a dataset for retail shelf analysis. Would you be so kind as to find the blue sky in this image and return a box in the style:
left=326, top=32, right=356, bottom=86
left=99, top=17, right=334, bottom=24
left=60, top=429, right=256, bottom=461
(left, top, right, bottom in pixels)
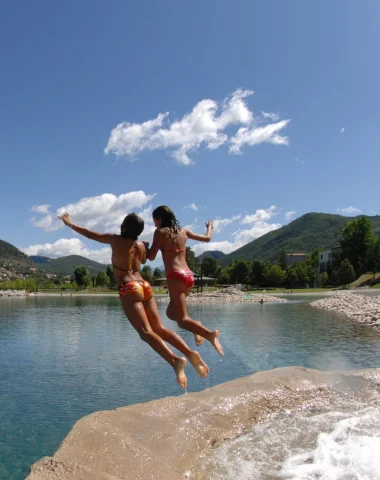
left=1, top=0, right=379, bottom=267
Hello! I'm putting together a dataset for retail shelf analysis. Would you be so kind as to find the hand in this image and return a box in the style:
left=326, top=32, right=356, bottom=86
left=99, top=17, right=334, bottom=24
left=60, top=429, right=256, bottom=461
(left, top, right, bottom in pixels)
left=143, top=241, right=150, bottom=250
left=58, top=213, right=74, bottom=228
left=205, top=220, right=214, bottom=230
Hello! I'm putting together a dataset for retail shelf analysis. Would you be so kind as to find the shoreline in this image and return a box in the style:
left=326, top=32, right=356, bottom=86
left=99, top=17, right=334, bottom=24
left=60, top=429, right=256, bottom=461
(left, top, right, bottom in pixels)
left=311, top=290, right=380, bottom=332
left=27, top=366, right=380, bottom=480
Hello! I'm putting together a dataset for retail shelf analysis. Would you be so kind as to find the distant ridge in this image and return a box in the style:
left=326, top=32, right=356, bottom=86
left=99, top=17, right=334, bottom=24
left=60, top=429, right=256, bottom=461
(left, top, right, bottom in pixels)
left=196, top=250, right=225, bottom=262
left=33, top=255, right=108, bottom=276
left=219, top=212, right=380, bottom=265
left=0, top=239, right=36, bottom=270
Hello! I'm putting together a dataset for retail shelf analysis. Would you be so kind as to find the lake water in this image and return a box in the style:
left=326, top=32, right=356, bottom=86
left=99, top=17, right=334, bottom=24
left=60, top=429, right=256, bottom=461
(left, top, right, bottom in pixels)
left=1, top=295, right=380, bottom=479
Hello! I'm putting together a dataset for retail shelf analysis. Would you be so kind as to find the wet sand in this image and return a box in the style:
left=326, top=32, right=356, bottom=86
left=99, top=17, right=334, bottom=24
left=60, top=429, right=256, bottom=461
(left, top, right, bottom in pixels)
left=27, top=366, right=380, bottom=480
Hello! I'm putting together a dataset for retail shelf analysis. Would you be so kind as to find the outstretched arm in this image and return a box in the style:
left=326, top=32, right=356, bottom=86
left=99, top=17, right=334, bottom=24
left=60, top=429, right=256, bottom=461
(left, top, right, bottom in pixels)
left=146, top=230, right=160, bottom=261
left=58, top=213, right=115, bottom=244
left=186, top=220, right=214, bottom=243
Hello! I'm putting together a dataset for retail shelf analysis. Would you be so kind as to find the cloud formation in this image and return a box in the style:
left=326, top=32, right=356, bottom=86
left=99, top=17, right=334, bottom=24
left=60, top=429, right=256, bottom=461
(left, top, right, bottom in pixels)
left=192, top=206, right=281, bottom=256
left=105, top=89, right=290, bottom=165
left=30, top=191, right=156, bottom=233
left=23, top=238, right=112, bottom=264
left=341, top=127, right=345, bottom=134
left=285, top=210, right=297, bottom=220
left=187, top=202, right=198, bottom=211
left=31, top=204, right=51, bottom=214
left=336, top=206, right=362, bottom=216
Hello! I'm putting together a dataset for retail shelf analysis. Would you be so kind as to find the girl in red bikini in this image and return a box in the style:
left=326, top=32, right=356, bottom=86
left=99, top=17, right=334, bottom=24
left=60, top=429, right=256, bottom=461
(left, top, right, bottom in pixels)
left=57, top=212, right=209, bottom=389
left=146, top=206, right=223, bottom=355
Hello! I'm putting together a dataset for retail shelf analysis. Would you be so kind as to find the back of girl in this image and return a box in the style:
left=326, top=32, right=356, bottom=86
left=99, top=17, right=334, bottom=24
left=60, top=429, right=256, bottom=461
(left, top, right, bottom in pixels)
left=147, top=205, right=223, bottom=355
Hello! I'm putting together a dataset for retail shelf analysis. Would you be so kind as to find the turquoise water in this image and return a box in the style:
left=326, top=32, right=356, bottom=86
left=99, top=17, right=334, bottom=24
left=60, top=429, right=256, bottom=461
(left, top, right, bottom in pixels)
left=1, top=295, right=380, bottom=479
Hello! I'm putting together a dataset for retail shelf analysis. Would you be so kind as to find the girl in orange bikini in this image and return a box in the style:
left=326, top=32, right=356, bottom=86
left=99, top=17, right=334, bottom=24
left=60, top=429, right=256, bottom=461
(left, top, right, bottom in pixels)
left=146, top=206, right=223, bottom=355
left=58, top=212, right=209, bottom=389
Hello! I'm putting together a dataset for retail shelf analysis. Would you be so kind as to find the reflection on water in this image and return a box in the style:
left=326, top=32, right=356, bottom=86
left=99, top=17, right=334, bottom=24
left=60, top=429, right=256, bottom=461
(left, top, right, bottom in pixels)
left=1, top=295, right=380, bottom=479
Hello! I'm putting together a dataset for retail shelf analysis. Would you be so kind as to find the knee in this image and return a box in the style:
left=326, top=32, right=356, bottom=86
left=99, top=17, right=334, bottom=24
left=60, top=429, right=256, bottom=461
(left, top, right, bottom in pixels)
left=138, top=328, right=151, bottom=342
left=177, top=317, right=190, bottom=329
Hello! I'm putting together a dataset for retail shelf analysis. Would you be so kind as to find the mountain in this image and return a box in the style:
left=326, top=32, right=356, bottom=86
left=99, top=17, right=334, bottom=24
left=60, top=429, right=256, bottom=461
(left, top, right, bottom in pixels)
left=29, top=255, right=51, bottom=265
left=0, top=239, right=36, bottom=271
left=219, top=213, right=380, bottom=266
left=36, top=255, right=108, bottom=276
left=196, top=250, right=226, bottom=262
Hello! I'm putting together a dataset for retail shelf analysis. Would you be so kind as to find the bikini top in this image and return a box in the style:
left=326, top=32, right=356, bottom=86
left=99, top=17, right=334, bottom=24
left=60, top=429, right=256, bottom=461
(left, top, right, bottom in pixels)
left=160, top=248, right=186, bottom=253
left=112, top=241, right=140, bottom=273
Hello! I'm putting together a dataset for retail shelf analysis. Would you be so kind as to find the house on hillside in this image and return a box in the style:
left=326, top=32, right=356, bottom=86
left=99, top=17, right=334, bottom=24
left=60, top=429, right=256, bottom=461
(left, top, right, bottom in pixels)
left=319, top=245, right=342, bottom=273
left=286, top=253, right=307, bottom=266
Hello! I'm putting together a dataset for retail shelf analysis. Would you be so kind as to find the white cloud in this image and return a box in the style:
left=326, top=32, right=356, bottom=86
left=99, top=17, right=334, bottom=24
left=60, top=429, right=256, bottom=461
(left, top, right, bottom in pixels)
left=229, top=120, right=290, bottom=154
left=192, top=206, right=281, bottom=255
left=241, top=206, right=278, bottom=224
left=22, top=238, right=112, bottom=264
left=187, top=202, right=198, bottom=211
left=336, top=206, right=362, bottom=216
left=260, top=111, right=280, bottom=122
left=105, top=89, right=290, bottom=165
left=285, top=210, right=297, bottom=220
left=341, top=127, right=345, bottom=134
left=294, top=158, right=306, bottom=165
left=31, top=204, right=51, bottom=214
left=30, top=191, right=155, bottom=233
left=213, top=215, right=242, bottom=233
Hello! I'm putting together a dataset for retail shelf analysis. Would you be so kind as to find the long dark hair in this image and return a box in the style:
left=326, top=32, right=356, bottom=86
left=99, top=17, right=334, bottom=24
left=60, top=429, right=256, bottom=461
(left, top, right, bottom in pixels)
left=120, top=213, right=144, bottom=240
left=152, top=205, right=181, bottom=234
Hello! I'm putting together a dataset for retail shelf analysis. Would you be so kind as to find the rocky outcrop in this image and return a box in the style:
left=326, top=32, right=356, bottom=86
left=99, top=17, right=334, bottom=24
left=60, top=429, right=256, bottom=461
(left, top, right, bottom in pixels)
left=311, top=291, right=380, bottom=331
left=27, top=367, right=380, bottom=480
left=185, top=286, right=286, bottom=304
left=0, top=289, right=32, bottom=297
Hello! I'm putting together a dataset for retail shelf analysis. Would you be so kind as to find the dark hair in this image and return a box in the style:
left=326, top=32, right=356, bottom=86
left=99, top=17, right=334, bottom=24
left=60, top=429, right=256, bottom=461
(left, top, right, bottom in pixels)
left=152, top=205, right=181, bottom=233
left=120, top=213, right=144, bottom=240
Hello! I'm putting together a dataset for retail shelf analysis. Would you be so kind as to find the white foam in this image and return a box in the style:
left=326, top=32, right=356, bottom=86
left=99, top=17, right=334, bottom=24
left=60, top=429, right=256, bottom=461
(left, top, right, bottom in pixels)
left=195, top=405, right=380, bottom=480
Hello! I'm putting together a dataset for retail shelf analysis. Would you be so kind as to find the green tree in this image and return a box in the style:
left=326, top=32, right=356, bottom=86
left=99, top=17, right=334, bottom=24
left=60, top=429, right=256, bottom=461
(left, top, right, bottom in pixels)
left=141, top=265, right=154, bottom=284
left=366, top=238, right=380, bottom=277
left=106, top=265, right=116, bottom=289
left=230, top=260, right=250, bottom=284
left=202, top=257, right=218, bottom=277
left=186, top=246, right=199, bottom=273
left=320, top=271, right=329, bottom=287
left=277, top=249, right=288, bottom=271
left=286, top=267, right=298, bottom=287
left=74, top=266, right=91, bottom=288
left=216, top=267, right=230, bottom=284
left=265, top=264, right=286, bottom=286
left=251, top=260, right=268, bottom=286
left=96, top=271, right=110, bottom=287
left=153, top=267, right=163, bottom=286
left=337, top=259, right=356, bottom=287
left=340, top=216, right=376, bottom=274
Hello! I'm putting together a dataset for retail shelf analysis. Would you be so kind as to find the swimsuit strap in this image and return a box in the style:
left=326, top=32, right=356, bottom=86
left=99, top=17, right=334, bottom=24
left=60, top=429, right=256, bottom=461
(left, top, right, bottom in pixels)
left=112, top=263, right=139, bottom=273
left=161, top=248, right=186, bottom=253
left=112, top=241, right=139, bottom=273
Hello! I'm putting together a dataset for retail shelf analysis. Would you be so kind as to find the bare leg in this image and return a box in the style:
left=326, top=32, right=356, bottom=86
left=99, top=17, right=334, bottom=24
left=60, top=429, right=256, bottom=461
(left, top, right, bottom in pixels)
left=166, top=279, right=224, bottom=355
left=145, top=297, right=209, bottom=378
left=167, top=299, right=204, bottom=347
left=120, top=296, right=187, bottom=388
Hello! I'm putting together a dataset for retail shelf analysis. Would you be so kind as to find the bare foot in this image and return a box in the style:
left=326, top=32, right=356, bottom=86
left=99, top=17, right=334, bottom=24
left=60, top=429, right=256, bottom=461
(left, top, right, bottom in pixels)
left=173, top=357, right=187, bottom=389
left=194, top=333, right=205, bottom=346
left=209, top=330, right=224, bottom=355
left=188, top=351, right=209, bottom=378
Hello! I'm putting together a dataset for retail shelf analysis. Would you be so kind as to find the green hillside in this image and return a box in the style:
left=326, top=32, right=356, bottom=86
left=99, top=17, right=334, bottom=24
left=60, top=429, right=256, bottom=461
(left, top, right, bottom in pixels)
left=219, top=213, right=380, bottom=265
left=38, top=255, right=108, bottom=276
left=0, top=239, right=36, bottom=270
left=196, top=250, right=226, bottom=262
left=29, top=255, right=51, bottom=265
